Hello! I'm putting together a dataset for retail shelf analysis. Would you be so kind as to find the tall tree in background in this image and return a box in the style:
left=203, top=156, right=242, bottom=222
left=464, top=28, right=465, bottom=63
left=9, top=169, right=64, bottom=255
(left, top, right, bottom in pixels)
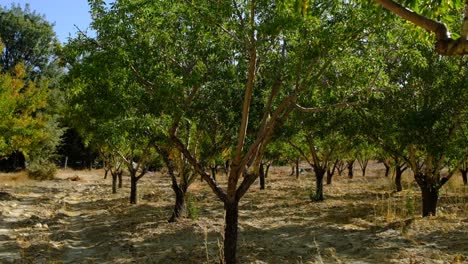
left=0, top=5, right=63, bottom=176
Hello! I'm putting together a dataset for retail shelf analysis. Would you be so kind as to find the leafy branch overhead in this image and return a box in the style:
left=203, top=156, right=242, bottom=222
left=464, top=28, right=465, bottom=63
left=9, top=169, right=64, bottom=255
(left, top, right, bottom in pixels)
left=374, top=0, right=468, bottom=55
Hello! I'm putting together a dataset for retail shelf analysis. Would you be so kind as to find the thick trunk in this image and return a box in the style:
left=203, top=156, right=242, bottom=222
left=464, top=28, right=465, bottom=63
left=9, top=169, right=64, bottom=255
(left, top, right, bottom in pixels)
left=104, top=168, right=109, bottom=179
left=169, top=185, right=186, bottom=222
left=259, top=163, right=265, bottom=190
left=461, top=169, right=468, bottom=185
left=415, top=173, right=439, bottom=217
left=313, top=169, right=325, bottom=201
left=130, top=176, right=138, bottom=204
left=224, top=201, right=239, bottom=264
left=347, top=160, right=354, bottom=179
left=112, top=173, right=117, bottom=194
left=421, top=186, right=439, bottom=217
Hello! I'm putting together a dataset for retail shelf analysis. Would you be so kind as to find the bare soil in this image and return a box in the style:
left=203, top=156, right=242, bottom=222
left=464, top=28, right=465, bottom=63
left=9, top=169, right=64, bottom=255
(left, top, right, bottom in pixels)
left=0, top=163, right=467, bottom=263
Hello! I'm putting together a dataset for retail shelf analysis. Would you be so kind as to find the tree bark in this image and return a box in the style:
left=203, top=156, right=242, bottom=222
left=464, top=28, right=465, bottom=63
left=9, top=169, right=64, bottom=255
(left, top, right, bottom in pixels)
left=259, top=163, right=265, bottom=190
left=313, top=168, right=325, bottom=201
left=265, top=163, right=271, bottom=178
left=118, top=172, right=123, bottom=188
left=421, top=185, right=439, bottom=217
left=224, top=201, right=239, bottom=264
left=326, top=160, right=338, bottom=185
left=210, top=165, right=217, bottom=181
left=169, top=185, right=186, bottom=222
left=295, top=159, right=300, bottom=179
left=359, top=159, right=368, bottom=177
left=130, top=175, right=138, bottom=204
left=111, top=173, right=117, bottom=194
left=347, top=160, right=354, bottom=179
left=461, top=169, right=468, bottom=185
left=395, top=167, right=403, bottom=192
left=383, top=161, right=391, bottom=177
left=394, top=164, right=407, bottom=192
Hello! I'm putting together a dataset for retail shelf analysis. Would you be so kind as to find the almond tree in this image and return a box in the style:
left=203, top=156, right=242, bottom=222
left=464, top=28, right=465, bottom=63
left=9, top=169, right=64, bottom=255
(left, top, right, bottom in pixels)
left=82, top=1, right=386, bottom=262
left=360, top=41, right=468, bottom=216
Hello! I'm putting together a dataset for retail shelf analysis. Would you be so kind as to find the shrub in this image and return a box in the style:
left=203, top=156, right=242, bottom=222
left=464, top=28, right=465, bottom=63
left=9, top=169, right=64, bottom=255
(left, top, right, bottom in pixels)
left=27, top=161, right=57, bottom=180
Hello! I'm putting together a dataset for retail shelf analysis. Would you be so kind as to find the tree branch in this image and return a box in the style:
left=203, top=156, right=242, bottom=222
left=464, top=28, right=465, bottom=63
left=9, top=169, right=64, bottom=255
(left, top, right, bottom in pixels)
left=374, top=0, right=468, bottom=55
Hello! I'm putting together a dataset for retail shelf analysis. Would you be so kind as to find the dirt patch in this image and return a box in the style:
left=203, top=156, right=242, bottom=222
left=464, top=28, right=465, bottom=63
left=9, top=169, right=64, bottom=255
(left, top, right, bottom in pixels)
left=0, top=164, right=467, bottom=263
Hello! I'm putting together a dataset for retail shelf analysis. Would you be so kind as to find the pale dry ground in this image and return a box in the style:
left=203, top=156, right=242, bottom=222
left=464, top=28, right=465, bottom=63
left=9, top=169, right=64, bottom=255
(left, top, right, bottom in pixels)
left=0, top=162, right=467, bottom=264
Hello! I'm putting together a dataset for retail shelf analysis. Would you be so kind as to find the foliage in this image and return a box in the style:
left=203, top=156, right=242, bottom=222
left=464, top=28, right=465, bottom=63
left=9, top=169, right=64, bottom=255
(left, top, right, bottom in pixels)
left=0, top=4, right=60, bottom=78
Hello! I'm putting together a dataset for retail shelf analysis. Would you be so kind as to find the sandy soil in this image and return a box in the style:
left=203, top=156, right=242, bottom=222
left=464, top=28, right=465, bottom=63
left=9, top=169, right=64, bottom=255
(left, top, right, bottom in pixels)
left=0, top=163, right=467, bottom=263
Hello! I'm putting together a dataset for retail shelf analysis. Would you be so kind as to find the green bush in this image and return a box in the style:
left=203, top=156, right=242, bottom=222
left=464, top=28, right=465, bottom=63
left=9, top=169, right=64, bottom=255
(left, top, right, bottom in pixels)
left=27, top=161, right=57, bottom=180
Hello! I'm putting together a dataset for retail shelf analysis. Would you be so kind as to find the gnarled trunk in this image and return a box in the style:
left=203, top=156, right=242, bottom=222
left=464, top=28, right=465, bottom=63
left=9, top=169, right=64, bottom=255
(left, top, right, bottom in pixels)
left=224, top=201, right=239, bottom=264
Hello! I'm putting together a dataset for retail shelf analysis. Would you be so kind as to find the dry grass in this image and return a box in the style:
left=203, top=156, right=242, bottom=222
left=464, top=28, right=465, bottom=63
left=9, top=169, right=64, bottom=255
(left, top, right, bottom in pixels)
left=0, top=163, right=467, bottom=263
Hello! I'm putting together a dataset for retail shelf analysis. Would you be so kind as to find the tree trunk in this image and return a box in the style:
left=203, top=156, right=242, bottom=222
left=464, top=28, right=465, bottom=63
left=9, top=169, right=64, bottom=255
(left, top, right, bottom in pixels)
left=313, top=168, right=325, bottom=201
left=130, top=175, right=138, bottom=204
left=259, top=163, right=265, bottom=190
left=461, top=169, right=468, bottom=185
left=326, top=170, right=333, bottom=185
left=359, top=159, right=368, bottom=177
left=326, top=160, right=338, bottom=185
left=265, top=163, right=271, bottom=178
left=421, top=186, right=439, bottom=217
left=289, top=164, right=296, bottom=176
left=295, top=159, right=300, bottom=179
left=169, top=185, right=186, bottom=222
left=210, top=165, right=217, bottom=181
left=224, top=201, right=239, bottom=264
left=347, top=160, right=354, bottom=179
left=383, top=161, right=391, bottom=177
left=395, top=168, right=403, bottom=192
left=111, top=173, right=117, bottom=194
left=415, top=173, right=439, bottom=217
left=118, top=172, right=123, bottom=188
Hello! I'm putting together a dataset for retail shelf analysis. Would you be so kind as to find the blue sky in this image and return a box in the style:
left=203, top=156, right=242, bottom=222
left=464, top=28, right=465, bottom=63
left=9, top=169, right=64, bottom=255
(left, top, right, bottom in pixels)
left=2, top=0, right=96, bottom=44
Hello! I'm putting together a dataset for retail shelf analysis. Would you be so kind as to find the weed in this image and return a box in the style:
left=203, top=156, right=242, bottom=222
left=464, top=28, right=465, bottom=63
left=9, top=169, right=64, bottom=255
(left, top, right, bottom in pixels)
left=405, top=191, right=415, bottom=216
left=186, top=193, right=199, bottom=220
